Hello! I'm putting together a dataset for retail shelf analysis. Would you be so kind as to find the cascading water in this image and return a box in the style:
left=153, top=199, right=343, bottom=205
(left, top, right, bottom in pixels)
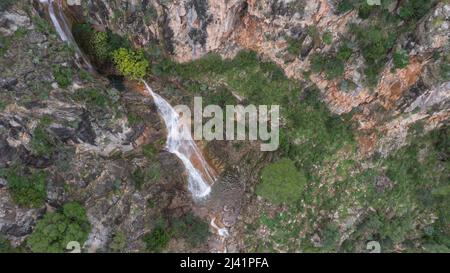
left=43, top=0, right=94, bottom=73
left=143, top=82, right=215, bottom=198
left=45, top=0, right=216, bottom=199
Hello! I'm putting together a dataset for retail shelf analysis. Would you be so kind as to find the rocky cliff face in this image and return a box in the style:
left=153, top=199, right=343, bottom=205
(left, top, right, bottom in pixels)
left=0, top=3, right=194, bottom=251
left=69, top=0, right=449, bottom=157
left=0, top=0, right=449, bottom=253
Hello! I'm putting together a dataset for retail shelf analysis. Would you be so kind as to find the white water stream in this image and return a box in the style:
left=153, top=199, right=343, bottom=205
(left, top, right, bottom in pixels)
left=143, top=82, right=215, bottom=198
left=45, top=0, right=215, bottom=199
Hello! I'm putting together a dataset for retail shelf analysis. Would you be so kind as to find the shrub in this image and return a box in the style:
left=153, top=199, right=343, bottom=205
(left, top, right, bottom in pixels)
left=358, top=2, right=374, bottom=19
left=142, top=144, right=158, bottom=160
left=90, top=31, right=110, bottom=62
left=393, top=49, right=409, bottom=69
left=27, top=202, right=90, bottom=253
left=143, top=227, right=171, bottom=252
left=337, top=0, right=354, bottom=14
left=32, top=16, right=53, bottom=34
left=322, top=32, right=333, bottom=45
left=30, top=124, right=55, bottom=158
left=353, top=24, right=396, bottom=86
left=0, top=166, right=47, bottom=208
left=0, top=234, right=15, bottom=253
left=112, top=48, right=149, bottom=80
left=310, top=54, right=345, bottom=80
left=127, top=112, right=143, bottom=126
left=73, top=88, right=108, bottom=107
left=0, top=0, right=14, bottom=11
left=285, top=36, right=301, bottom=56
left=132, top=163, right=161, bottom=190
left=337, top=42, right=353, bottom=61
left=109, top=232, right=126, bottom=253
left=399, top=0, right=438, bottom=21
left=52, top=65, right=72, bottom=88
left=72, top=24, right=130, bottom=67
left=256, top=158, right=306, bottom=204
left=171, top=213, right=210, bottom=247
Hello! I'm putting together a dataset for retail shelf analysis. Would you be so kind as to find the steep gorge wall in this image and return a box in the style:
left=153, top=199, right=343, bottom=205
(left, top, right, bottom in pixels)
left=63, top=0, right=449, bottom=157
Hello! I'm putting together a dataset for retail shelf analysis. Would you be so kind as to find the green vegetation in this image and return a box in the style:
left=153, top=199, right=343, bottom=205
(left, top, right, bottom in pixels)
left=27, top=202, right=91, bottom=253
left=143, top=226, right=171, bottom=252
left=109, top=231, right=126, bottom=253
left=0, top=26, right=30, bottom=56
left=309, top=41, right=352, bottom=80
left=285, top=36, right=302, bottom=56
left=0, top=234, right=16, bottom=253
left=142, top=144, right=158, bottom=160
left=142, top=212, right=210, bottom=251
left=398, top=0, right=438, bottom=21
left=352, top=24, right=396, bottom=86
left=171, top=213, right=210, bottom=247
left=72, top=88, right=108, bottom=107
left=72, top=23, right=129, bottom=67
left=132, top=163, right=161, bottom=190
left=89, top=31, right=110, bottom=62
left=30, top=120, right=56, bottom=158
left=393, top=48, right=409, bottom=69
left=0, top=0, right=14, bottom=11
left=336, top=0, right=354, bottom=14
left=337, top=42, right=353, bottom=61
left=256, top=158, right=306, bottom=204
left=322, top=32, right=333, bottom=45
left=0, top=166, right=47, bottom=208
left=310, top=53, right=345, bottom=80
left=440, top=54, right=450, bottom=81
left=153, top=50, right=354, bottom=175
left=52, top=65, right=73, bottom=88
left=335, top=0, right=438, bottom=86
left=32, top=15, right=53, bottom=34
left=126, top=112, right=144, bottom=126
left=112, top=48, right=149, bottom=80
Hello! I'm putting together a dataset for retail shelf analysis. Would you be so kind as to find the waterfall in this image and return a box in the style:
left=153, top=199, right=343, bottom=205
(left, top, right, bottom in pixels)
left=143, top=82, right=215, bottom=199
left=45, top=0, right=216, bottom=199
left=44, top=0, right=95, bottom=73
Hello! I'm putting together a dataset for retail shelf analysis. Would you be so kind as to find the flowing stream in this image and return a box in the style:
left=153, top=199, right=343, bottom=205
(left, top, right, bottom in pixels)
left=45, top=0, right=216, bottom=199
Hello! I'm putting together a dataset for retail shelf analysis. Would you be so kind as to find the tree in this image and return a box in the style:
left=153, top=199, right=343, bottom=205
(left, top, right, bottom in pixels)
left=256, top=158, right=307, bottom=204
left=27, top=202, right=90, bottom=253
left=112, top=48, right=149, bottom=80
